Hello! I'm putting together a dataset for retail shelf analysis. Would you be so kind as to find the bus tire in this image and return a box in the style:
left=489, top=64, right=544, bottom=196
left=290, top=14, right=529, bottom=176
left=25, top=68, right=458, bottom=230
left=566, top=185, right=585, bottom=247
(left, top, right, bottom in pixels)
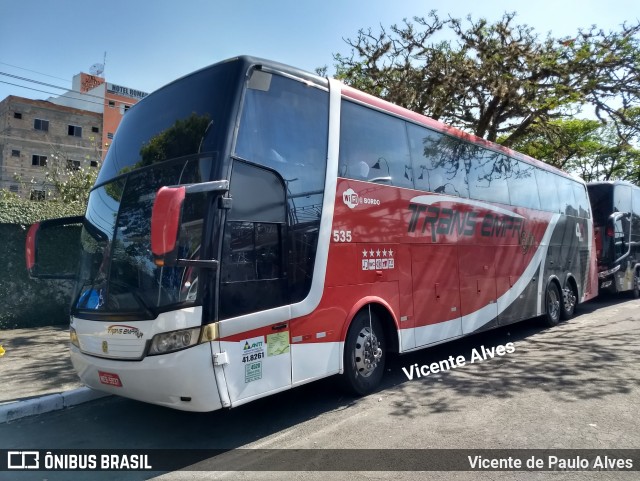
left=560, top=281, right=577, bottom=320
left=342, top=308, right=385, bottom=396
left=632, top=269, right=640, bottom=299
left=542, top=282, right=561, bottom=327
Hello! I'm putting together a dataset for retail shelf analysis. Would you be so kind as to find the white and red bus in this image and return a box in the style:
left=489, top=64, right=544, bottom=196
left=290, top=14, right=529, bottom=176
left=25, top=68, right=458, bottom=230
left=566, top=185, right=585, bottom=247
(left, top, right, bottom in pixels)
left=27, top=56, right=597, bottom=411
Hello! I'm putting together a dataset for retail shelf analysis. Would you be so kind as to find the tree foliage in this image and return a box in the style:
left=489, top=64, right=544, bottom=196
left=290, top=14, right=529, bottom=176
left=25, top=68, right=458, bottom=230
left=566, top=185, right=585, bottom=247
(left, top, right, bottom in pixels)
left=329, top=11, right=640, bottom=180
left=511, top=114, right=640, bottom=183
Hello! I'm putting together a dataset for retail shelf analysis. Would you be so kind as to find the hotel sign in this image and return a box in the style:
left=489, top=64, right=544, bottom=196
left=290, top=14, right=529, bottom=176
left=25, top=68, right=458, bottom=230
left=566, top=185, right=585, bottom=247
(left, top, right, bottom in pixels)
left=106, top=83, right=148, bottom=100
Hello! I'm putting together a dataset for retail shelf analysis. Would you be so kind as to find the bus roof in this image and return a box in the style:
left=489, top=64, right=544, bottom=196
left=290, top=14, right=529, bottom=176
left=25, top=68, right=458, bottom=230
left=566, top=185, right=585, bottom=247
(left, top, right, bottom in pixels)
left=136, top=55, right=581, bottom=184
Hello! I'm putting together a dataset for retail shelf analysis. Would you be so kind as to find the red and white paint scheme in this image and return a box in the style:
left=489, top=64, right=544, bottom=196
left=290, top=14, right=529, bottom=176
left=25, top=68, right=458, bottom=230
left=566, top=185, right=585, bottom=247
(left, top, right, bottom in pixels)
left=28, top=57, right=597, bottom=411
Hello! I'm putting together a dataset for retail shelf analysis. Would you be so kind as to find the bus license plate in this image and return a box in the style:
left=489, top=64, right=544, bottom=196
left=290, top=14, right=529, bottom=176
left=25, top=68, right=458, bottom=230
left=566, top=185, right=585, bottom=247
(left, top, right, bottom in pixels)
left=98, top=371, right=122, bottom=387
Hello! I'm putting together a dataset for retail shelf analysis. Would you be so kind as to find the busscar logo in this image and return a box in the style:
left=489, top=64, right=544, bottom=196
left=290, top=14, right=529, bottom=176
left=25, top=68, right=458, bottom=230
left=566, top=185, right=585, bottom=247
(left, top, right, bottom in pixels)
left=342, top=188, right=380, bottom=209
left=107, top=325, right=143, bottom=339
left=8, top=451, right=39, bottom=469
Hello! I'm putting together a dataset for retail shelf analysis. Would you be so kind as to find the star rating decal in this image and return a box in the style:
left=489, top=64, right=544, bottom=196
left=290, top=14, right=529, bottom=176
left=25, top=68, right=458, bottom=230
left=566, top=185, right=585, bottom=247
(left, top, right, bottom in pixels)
left=360, top=246, right=395, bottom=271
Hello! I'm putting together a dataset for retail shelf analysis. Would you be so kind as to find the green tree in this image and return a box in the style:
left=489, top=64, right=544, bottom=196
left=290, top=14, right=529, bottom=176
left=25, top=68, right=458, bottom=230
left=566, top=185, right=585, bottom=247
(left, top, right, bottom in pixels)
left=41, top=154, right=100, bottom=205
left=329, top=11, right=640, bottom=148
left=512, top=116, right=640, bottom=182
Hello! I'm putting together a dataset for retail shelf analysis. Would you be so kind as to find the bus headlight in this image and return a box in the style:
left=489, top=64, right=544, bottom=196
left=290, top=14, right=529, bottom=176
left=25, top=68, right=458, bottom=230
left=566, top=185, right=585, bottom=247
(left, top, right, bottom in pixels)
left=148, top=327, right=201, bottom=355
left=598, top=265, right=620, bottom=279
left=70, top=327, right=80, bottom=348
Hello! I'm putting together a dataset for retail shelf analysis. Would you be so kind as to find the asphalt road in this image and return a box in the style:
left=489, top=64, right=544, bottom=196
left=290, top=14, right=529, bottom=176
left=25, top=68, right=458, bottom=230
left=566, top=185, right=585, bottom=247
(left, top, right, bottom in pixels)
left=1, top=295, right=639, bottom=481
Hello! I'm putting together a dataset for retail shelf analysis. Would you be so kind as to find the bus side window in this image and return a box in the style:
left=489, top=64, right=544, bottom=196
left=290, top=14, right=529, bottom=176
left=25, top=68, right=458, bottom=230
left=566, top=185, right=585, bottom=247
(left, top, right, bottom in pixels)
left=572, top=183, right=590, bottom=219
left=407, top=123, right=469, bottom=198
left=535, top=169, right=561, bottom=213
left=506, top=159, right=540, bottom=210
left=339, top=100, right=413, bottom=188
left=467, top=148, right=510, bottom=205
left=555, top=176, right=578, bottom=217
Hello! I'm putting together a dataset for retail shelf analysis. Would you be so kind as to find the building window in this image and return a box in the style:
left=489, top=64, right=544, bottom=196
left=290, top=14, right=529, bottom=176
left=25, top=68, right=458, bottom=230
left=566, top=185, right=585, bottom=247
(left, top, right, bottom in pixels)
left=34, top=119, right=49, bottom=132
left=92, top=126, right=99, bottom=133
left=67, top=159, right=81, bottom=170
left=90, top=160, right=99, bottom=168
left=13, top=112, right=22, bottom=119
left=32, top=155, right=47, bottom=167
left=124, top=105, right=130, bottom=112
left=9, top=185, right=19, bottom=193
left=30, top=190, right=46, bottom=201
left=107, top=132, right=114, bottom=139
left=68, top=125, right=83, bottom=137
left=108, top=100, right=115, bottom=108
left=11, top=149, right=20, bottom=157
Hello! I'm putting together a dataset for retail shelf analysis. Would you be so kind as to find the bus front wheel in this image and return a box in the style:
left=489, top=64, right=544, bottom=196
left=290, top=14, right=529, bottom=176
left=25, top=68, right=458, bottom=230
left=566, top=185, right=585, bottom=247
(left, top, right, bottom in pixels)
left=543, top=282, right=561, bottom=327
left=632, top=270, right=640, bottom=299
left=342, top=309, right=386, bottom=396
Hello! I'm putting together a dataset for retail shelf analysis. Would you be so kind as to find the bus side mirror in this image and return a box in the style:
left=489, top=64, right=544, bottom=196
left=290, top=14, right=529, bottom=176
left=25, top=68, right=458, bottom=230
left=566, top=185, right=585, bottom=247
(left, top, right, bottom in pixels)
left=25, top=216, right=84, bottom=279
left=25, top=222, right=41, bottom=276
left=151, top=180, right=229, bottom=268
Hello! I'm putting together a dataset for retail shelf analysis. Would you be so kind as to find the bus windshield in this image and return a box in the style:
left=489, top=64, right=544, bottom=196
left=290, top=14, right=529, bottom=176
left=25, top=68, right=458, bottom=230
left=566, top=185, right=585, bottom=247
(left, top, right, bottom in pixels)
left=74, top=156, right=207, bottom=318
left=72, top=59, right=243, bottom=318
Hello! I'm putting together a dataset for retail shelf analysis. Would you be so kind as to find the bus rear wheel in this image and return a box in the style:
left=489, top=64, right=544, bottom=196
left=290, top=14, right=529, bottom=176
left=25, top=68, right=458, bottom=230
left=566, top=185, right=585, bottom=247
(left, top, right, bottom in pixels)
left=542, top=282, right=561, bottom=327
left=342, top=309, right=385, bottom=396
left=560, top=282, right=577, bottom=320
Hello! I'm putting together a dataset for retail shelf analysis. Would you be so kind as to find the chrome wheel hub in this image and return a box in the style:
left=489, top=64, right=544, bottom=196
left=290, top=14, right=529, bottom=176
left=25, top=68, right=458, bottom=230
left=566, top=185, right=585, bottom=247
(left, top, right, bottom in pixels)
left=563, top=287, right=576, bottom=313
left=354, top=326, right=382, bottom=378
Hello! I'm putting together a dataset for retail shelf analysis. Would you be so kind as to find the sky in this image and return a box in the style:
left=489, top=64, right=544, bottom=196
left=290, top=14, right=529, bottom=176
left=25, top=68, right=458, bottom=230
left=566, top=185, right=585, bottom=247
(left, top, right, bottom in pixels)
left=1, top=0, right=639, bottom=102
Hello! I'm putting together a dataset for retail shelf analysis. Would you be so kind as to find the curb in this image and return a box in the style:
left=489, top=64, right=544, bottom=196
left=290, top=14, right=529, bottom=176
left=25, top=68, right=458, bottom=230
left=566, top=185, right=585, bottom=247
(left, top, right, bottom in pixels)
left=0, top=388, right=111, bottom=424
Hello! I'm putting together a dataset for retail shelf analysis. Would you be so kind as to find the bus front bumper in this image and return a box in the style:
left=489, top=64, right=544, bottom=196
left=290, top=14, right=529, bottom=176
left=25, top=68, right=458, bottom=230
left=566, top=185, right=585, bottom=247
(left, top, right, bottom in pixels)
left=70, top=342, right=224, bottom=412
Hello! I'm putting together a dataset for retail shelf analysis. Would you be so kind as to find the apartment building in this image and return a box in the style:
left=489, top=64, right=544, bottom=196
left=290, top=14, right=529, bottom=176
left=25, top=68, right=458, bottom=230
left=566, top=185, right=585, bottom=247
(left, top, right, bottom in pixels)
left=0, top=96, right=102, bottom=199
left=0, top=70, right=147, bottom=199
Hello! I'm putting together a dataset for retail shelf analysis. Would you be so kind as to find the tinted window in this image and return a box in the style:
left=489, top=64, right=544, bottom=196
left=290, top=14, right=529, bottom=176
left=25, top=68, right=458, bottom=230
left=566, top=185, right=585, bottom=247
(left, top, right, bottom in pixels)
left=339, top=101, right=413, bottom=188
left=587, top=183, right=613, bottom=226
left=97, top=60, right=241, bottom=184
left=407, top=124, right=469, bottom=197
left=235, top=71, right=329, bottom=305
left=221, top=222, right=281, bottom=282
left=236, top=71, right=328, bottom=191
left=572, top=183, right=590, bottom=218
left=614, top=185, right=632, bottom=214
left=555, top=176, right=578, bottom=216
left=633, top=186, right=640, bottom=215
left=614, top=217, right=626, bottom=259
left=632, top=186, right=640, bottom=240
left=75, top=158, right=206, bottom=316
left=467, top=148, right=510, bottom=205
left=535, top=169, right=561, bottom=213
left=219, top=162, right=287, bottom=319
left=507, top=159, right=540, bottom=210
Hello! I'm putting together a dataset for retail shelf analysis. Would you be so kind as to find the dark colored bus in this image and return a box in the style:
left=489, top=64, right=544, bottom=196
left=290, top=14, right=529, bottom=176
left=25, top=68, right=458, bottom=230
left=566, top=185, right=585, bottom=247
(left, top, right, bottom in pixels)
left=587, top=181, right=640, bottom=297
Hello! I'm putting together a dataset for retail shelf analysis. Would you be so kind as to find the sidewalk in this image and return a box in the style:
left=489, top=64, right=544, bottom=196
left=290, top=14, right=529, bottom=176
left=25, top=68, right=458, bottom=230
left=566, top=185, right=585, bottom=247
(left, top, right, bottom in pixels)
left=0, top=326, right=109, bottom=423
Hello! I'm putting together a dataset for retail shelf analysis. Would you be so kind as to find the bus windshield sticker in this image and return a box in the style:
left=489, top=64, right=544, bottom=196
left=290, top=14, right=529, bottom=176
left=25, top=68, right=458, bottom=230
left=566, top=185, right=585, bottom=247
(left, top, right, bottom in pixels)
left=267, top=331, right=290, bottom=356
left=241, top=336, right=265, bottom=363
